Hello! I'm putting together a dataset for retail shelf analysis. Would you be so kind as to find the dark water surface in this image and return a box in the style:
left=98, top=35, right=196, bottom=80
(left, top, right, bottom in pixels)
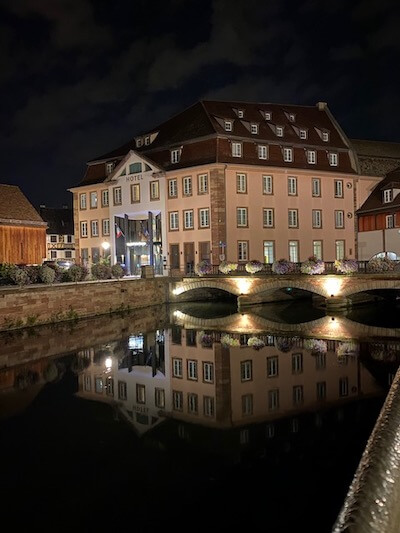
left=0, top=302, right=399, bottom=532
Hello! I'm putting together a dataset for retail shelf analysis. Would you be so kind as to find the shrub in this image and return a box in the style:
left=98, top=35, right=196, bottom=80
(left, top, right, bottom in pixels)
left=0, top=263, right=17, bottom=285
left=272, top=259, right=295, bottom=275
left=194, top=260, right=212, bottom=276
left=44, top=263, right=63, bottom=282
left=111, top=263, right=125, bottom=279
left=245, top=260, right=263, bottom=274
left=300, top=256, right=325, bottom=275
left=11, top=266, right=29, bottom=286
left=367, top=257, right=396, bottom=273
left=218, top=261, right=238, bottom=274
left=24, top=265, right=41, bottom=284
left=39, top=265, right=56, bottom=284
left=91, top=263, right=112, bottom=280
left=64, top=264, right=88, bottom=282
left=334, top=258, right=358, bottom=274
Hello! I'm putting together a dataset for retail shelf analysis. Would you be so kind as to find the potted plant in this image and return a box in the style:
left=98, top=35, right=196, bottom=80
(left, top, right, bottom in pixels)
left=195, top=260, right=213, bottom=276
left=219, top=261, right=238, bottom=274
left=300, top=256, right=325, bottom=275
left=334, top=258, right=358, bottom=274
left=247, top=337, right=266, bottom=350
left=245, top=260, right=263, bottom=274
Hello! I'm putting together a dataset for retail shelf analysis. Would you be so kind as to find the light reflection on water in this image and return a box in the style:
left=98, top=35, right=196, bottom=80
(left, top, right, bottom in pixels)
left=0, top=302, right=399, bottom=532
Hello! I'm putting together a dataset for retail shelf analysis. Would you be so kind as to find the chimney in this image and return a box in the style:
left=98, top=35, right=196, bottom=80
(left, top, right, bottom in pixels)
left=316, top=101, right=327, bottom=111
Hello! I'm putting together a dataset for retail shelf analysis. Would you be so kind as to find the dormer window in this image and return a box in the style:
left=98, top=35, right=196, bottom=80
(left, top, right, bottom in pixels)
left=307, top=150, right=316, bottom=164
left=383, top=189, right=393, bottom=203
left=276, top=126, right=284, bottom=137
left=106, top=162, right=115, bottom=175
left=283, top=147, right=293, bottom=162
left=225, top=120, right=233, bottom=132
left=237, top=109, right=244, bottom=118
left=288, top=113, right=296, bottom=122
left=265, top=111, right=272, bottom=120
left=136, top=138, right=143, bottom=148
left=250, top=123, right=259, bottom=134
left=171, top=148, right=181, bottom=164
left=329, top=152, right=338, bottom=166
left=322, top=131, right=330, bottom=142
left=299, top=129, right=307, bottom=140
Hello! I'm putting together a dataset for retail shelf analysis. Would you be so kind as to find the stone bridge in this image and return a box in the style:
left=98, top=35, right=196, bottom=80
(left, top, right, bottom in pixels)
left=169, top=274, right=400, bottom=309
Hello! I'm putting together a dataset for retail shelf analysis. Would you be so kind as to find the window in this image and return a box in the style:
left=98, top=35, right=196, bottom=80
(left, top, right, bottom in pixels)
left=101, top=189, right=109, bottom=207
left=58, top=235, right=65, bottom=243
left=129, top=162, right=142, bottom=174
left=265, top=111, right=272, bottom=120
left=90, top=192, right=98, bottom=208
left=386, top=215, right=394, bottom=229
left=263, top=175, right=273, bottom=194
left=237, top=207, right=248, bottom=227
left=292, top=352, right=303, bottom=374
left=106, top=377, right=114, bottom=397
left=171, top=149, right=181, bottom=163
left=150, top=180, right=159, bottom=200
left=288, top=209, right=298, bottom=228
left=312, top=210, right=322, bottom=228
left=136, top=384, right=146, bottom=404
left=136, top=138, right=143, bottom=148
left=267, top=356, right=279, bottom=377
left=173, top=390, right=183, bottom=411
left=300, top=129, right=307, bottom=139
left=183, top=176, right=192, bottom=196
left=184, top=210, right=194, bottom=229
left=236, top=173, right=247, bottom=193
left=203, top=396, right=215, bottom=417
left=79, top=193, right=87, bottom=210
left=198, top=173, right=208, bottom=194
left=313, top=240, right=323, bottom=260
left=66, top=235, right=72, bottom=243
left=106, top=162, right=114, bottom=174
left=187, top=360, right=198, bottom=380
left=188, top=393, right=198, bottom=414
left=237, top=109, right=244, bottom=118
left=225, top=120, right=233, bottom=131
left=317, top=381, right=326, bottom=400
left=102, top=219, right=110, bottom=236
left=113, top=187, right=122, bottom=205
left=322, top=131, right=329, bottom=142
left=251, top=123, right=258, bottom=134
left=199, top=208, right=209, bottom=228
left=263, top=241, right=274, bottom=263
left=329, top=152, right=338, bottom=166
left=283, top=147, right=293, bottom=162
left=315, top=353, right=326, bottom=370
left=50, top=250, right=57, bottom=259
left=91, top=220, right=99, bottom=237
left=335, top=240, right=345, bottom=260
left=145, top=136, right=150, bottom=145
left=238, top=241, right=249, bottom=261
left=312, top=178, right=321, bottom=197
left=263, top=208, right=274, bottom=228
left=118, top=381, right=127, bottom=400
left=266, top=424, right=275, bottom=438
left=339, top=377, right=349, bottom=397
left=241, top=360, right=252, bottom=382
left=288, top=176, right=297, bottom=195
left=288, top=113, right=296, bottom=122
left=289, top=240, right=299, bottom=262
left=169, top=211, right=179, bottom=231
left=293, top=385, right=304, bottom=405
left=335, top=210, right=344, bottom=228
left=65, top=251, right=72, bottom=258
left=50, top=235, right=57, bottom=243
left=172, top=357, right=183, bottom=378
left=258, top=145, right=268, bottom=159
left=84, top=375, right=91, bottom=392
left=155, top=388, right=165, bottom=408
left=91, top=247, right=100, bottom=264
left=203, top=362, right=214, bottom=383
left=383, top=189, right=393, bottom=203
left=242, top=394, right=253, bottom=416
left=232, top=142, right=242, bottom=157
left=131, top=184, right=140, bottom=203
left=307, top=150, right=316, bottom=164
left=334, top=180, right=343, bottom=198
left=268, top=389, right=279, bottom=410
left=276, top=126, right=284, bottom=137
left=166, top=179, right=177, bottom=198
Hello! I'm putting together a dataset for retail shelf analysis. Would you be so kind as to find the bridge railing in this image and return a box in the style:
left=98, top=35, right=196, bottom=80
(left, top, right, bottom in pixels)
left=170, top=260, right=398, bottom=277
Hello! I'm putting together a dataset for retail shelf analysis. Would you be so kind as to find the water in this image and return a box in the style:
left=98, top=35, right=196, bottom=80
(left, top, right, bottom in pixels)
left=0, top=302, right=399, bottom=533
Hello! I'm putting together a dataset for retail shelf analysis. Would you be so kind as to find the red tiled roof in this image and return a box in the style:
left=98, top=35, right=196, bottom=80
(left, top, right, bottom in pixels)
left=0, top=184, right=46, bottom=226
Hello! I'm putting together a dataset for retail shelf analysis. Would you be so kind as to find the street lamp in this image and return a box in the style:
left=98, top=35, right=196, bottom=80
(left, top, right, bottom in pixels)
left=102, top=241, right=110, bottom=251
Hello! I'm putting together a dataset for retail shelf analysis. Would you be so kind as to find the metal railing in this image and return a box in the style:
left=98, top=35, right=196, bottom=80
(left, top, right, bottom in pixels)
left=332, top=366, right=400, bottom=532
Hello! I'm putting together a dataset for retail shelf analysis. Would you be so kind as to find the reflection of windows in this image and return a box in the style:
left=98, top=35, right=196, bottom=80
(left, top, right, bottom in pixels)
left=118, top=381, right=127, bottom=400
left=155, top=388, right=165, bottom=408
left=241, top=360, right=252, bottom=382
left=293, top=385, right=304, bottom=405
left=128, top=335, right=144, bottom=351
left=95, top=377, right=103, bottom=394
left=106, top=377, right=114, bottom=396
left=203, top=362, right=214, bottom=383
left=203, top=396, right=215, bottom=417
left=136, top=384, right=146, bottom=404
left=315, top=353, right=326, bottom=370
left=339, top=377, right=349, bottom=397
left=187, top=360, right=198, bottom=380
left=316, top=381, right=326, bottom=400
left=268, top=389, right=279, bottom=410
left=292, top=353, right=303, bottom=374
left=242, top=394, right=253, bottom=416
left=172, top=357, right=183, bottom=378
left=267, top=356, right=279, bottom=377
left=84, top=375, right=91, bottom=391
left=188, top=393, right=198, bottom=414
left=173, top=390, right=183, bottom=411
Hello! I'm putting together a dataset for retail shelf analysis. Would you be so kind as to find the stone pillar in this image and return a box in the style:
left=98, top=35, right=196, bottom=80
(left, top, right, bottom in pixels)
left=209, top=167, right=227, bottom=265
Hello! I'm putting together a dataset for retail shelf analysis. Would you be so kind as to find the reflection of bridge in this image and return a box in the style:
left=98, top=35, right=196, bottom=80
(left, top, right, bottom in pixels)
left=170, top=273, right=400, bottom=309
left=171, top=309, right=400, bottom=340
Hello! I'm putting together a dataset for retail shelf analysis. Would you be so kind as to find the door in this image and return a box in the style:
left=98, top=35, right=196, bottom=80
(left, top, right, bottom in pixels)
left=170, top=244, right=180, bottom=269
left=184, top=242, right=195, bottom=274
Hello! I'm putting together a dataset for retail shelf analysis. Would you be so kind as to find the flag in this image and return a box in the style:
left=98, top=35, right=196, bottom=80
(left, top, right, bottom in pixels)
left=115, top=224, right=124, bottom=238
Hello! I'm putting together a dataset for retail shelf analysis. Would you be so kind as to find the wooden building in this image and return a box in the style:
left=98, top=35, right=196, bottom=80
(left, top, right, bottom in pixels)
left=0, top=184, right=47, bottom=265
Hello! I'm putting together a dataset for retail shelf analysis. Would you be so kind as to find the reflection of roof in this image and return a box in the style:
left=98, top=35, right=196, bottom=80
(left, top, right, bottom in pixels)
left=0, top=184, right=46, bottom=226
left=39, top=207, right=73, bottom=235
left=357, top=168, right=400, bottom=214
left=0, top=383, right=44, bottom=420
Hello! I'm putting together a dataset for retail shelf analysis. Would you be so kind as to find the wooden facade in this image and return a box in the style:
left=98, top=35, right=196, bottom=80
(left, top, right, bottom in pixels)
left=0, top=225, right=47, bottom=264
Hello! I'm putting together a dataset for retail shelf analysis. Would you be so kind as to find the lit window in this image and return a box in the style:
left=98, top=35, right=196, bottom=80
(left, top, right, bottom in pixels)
left=289, top=240, right=299, bottom=262
left=283, top=147, right=293, bottom=162
left=263, top=241, right=274, bottom=263
left=150, top=180, right=160, bottom=200
left=131, top=184, right=140, bottom=203
left=335, top=240, right=345, bottom=260
left=232, top=142, right=242, bottom=157
left=90, top=192, right=98, bottom=208
left=258, top=145, right=268, bottom=159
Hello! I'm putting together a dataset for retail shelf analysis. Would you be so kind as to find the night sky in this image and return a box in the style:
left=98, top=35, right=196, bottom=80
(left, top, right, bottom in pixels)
left=1, top=0, right=400, bottom=209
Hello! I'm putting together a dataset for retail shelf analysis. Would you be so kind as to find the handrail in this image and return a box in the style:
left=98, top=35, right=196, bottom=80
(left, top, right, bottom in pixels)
left=332, top=366, right=400, bottom=532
